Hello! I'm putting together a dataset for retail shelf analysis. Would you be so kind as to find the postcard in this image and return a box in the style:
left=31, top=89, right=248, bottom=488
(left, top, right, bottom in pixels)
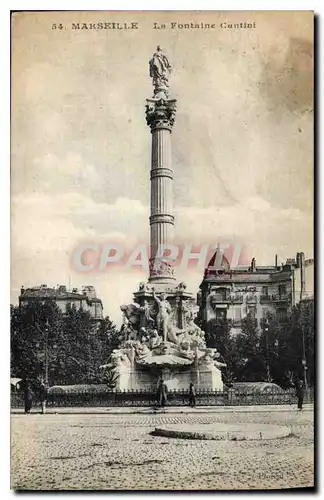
left=11, top=11, right=314, bottom=491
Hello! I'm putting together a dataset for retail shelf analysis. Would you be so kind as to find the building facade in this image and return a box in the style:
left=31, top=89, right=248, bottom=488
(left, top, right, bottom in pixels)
left=19, top=284, right=104, bottom=321
left=198, top=250, right=314, bottom=334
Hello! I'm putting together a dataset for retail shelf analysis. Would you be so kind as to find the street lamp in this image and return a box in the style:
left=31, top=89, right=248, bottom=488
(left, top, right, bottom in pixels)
left=301, top=321, right=308, bottom=390
left=302, top=357, right=308, bottom=390
left=263, top=320, right=271, bottom=382
left=44, top=320, right=49, bottom=385
left=36, top=320, right=50, bottom=385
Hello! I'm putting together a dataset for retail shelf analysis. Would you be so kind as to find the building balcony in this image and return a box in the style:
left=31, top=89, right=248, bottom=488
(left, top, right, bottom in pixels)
left=246, top=296, right=257, bottom=304
left=210, top=294, right=244, bottom=305
left=210, top=295, right=231, bottom=305
left=231, top=295, right=244, bottom=304
left=272, top=294, right=290, bottom=303
left=260, top=295, right=272, bottom=303
left=230, top=319, right=242, bottom=328
left=260, top=294, right=290, bottom=304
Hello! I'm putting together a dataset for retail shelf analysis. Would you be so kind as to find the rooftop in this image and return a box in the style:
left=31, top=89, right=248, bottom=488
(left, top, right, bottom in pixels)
left=203, top=250, right=313, bottom=284
left=19, top=285, right=103, bottom=304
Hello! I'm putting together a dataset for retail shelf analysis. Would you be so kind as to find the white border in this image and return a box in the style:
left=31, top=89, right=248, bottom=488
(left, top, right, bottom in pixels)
left=3, top=1, right=321, bottom=10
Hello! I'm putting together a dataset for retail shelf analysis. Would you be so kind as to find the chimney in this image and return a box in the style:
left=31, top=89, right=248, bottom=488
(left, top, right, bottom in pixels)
left=275, top=254, right=278, bottom=269
left=300, top=252, right=305, bottom=300
left=296, top=252, right=301, bottom=269
left=20, top=285, right=25, bottom=296
left=251, top=257, right=256, bottom=272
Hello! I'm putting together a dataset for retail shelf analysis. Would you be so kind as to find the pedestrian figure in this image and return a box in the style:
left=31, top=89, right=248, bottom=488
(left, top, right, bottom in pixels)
left=23, top=381, right=34, bottom=414
left=296, top=380, right=304, bottom=410
left=189, top=382, right=196, bottom=408
left=38, top=380, right=48, bottom=415
left=157, top=379, right=168, bottom=408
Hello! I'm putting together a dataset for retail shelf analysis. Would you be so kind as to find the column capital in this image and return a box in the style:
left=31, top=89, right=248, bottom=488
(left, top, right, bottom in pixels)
left=145, top=98, right=177, bottom=132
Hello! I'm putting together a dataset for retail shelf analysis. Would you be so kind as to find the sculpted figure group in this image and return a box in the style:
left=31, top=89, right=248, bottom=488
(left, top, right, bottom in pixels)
left=103, top=287, right=227, bottom=388
left=119, top=288, right=206, bottom=362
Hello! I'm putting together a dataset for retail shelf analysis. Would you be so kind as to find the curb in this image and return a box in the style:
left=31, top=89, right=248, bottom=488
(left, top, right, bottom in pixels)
left=151, top=423, right=292, bottom=441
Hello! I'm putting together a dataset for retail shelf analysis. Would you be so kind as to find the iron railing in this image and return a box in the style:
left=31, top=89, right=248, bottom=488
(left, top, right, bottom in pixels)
left=246, top=296, right=258, bottom=304
left=231, top=295, right=244, bottom=304
left=260, top=295, right=272, bottom=303
left=11, top=388, right=314, bottom=408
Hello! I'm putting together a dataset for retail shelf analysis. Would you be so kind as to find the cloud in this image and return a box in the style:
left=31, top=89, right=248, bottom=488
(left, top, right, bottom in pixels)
left=259, top=37, right=313, bottom=115
left=11, top=190, right=312, bottom=324
left=175, top=195, right=311, bottom=249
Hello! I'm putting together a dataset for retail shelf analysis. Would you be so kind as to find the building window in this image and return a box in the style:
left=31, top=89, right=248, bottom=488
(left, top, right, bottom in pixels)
left=262, top=286, right=268, bottom=297
left=277, top=308, right=287, bottom=321
left=215, top=309, right=227, bottom=321
left=262, top=308, right=268, bottom=318
left=65, top=302, right=71, bottom=313
left=234, top=307, right=242, bottom=320
left=247, top=306, right=256, bottom=318
left=214, top=287, right=229, bottom=301
left=279, top=284, right=287, bottom=297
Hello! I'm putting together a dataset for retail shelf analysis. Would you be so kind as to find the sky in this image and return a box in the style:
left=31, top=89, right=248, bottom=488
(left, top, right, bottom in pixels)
left=11, top=11, right=314, bottom=326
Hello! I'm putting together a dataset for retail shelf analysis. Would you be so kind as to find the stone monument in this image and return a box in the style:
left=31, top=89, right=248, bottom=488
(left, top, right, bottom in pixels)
left=101, top=47, right=227, bottom=391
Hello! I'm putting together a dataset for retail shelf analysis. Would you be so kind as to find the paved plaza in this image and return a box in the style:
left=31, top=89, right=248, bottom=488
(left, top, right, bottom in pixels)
left=11, top=407, right=314, bottom=491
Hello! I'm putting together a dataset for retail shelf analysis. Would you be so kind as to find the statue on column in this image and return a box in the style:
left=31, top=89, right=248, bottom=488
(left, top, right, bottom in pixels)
left=149, top=46, right=172, bottom=96
left=152, top=290, right=172, bottom=342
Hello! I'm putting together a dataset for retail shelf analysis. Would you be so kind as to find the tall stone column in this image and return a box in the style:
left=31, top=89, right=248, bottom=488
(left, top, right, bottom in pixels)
left=145, top=46, right=177, bottom=286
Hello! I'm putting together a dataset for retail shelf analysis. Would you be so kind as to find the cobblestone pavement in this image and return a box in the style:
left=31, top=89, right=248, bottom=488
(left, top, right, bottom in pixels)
left=11, top=409, right=314, bottom=491
left=11, top=403, right=313, bottom=414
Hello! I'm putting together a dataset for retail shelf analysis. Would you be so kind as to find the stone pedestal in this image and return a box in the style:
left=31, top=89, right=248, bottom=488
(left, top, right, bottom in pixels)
left=196, top=366, right=224, bottom=391
left=132, top=282, right=196, bottom=341
left=114, top=364, right=223, bottom=392
left=110, top=344, right=224, bottom=392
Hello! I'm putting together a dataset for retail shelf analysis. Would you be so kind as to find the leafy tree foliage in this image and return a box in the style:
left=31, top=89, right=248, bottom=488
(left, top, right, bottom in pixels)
left=11, top=300, right=120, bottom=386
left=283, top=301, right=314, bottom=387
left=11, top=297, right=315, bottom=389
left=204, top=301, right=314, bottom=388
left=205, top=318, right=238, bottom=386
left=235, top=315, right=265, bottom=382
left=11, top=300, right=63, bottom=382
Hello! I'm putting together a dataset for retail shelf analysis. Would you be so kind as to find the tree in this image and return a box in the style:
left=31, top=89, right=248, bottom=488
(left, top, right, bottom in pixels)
left=205, top=318, right=239, bottom=386
left=56, top=307, right=122, bottom=385
left=52, top=305, right=92, bottom=384
left=257, top=303, right=314, bottom=388
left=89, top=316, right=124, bottom=384
left=235, top=315, right=264, bottom=382
left=283, top=302, right=314, bottom=388
left=301, top=300, right=314, bottom=387
left=11, top=300, right=121, bottom=386
left=11, top=300, right=64, bottom=382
